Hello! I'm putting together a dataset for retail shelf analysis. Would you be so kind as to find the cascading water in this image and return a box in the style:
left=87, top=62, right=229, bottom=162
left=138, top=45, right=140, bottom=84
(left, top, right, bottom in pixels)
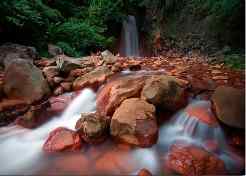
left=0, top=78, right=243, bottom=175
left=120, top=15, right=140, bottom=57
left=0, top=89, right=96, bottom=174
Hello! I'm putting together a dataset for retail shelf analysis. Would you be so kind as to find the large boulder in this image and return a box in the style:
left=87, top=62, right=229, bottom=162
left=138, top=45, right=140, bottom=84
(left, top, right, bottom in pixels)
left=75, top=113, right=109, bottom=144
left=110, top=98, right=158, bottom=147
left=165, top=142, right=226, bottom=176
left=0, top=43, right=38, bottom=67
left=73, top=66, right=113, bottom=91
left=43, top=127, right=82, bottom=153
left=96, top=76, right=146, bottom=117
left=3, top=59, right=50, bottom=103
left=141, top=75, right=188, bottom=111
left=211, top=86, right=245, bottom=129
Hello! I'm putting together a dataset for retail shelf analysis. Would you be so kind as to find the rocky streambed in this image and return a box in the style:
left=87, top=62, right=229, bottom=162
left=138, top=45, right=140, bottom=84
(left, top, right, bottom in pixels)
left=0, top=44, right=245, bottom=175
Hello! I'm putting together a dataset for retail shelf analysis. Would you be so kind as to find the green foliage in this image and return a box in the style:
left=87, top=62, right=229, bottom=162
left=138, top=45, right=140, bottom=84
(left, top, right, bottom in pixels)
left=223, top=54, right=245, bottom=70
left=48, top=18, right=113, bottom=56
left=0, top=0, right=124, bottom=57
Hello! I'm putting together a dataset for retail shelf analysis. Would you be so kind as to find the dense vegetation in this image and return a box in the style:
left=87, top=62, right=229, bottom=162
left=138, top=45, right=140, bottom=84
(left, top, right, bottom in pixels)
left=0, top=0, right=244, bottom=60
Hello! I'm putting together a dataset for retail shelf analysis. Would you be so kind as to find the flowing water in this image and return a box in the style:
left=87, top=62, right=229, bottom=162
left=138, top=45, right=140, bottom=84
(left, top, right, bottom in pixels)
left=0, top=87, right=244, bottom=174
left=120, top=15, right=140, bottom=57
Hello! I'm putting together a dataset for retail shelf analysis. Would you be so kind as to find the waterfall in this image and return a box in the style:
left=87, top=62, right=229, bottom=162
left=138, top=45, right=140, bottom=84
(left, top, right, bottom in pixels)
left=120, top=15, right=140, bottom=57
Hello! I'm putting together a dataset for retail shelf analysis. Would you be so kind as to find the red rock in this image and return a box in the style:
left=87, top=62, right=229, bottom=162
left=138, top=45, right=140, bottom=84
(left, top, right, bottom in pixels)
left=165, top=142, right=226, bottom=176
left=53, top=76, right=64, bottom=84
left=75, top=113, right=109, bottom=144
left=15, top=100, right=52, bottom=128
left=43, top=127, right=82, bottom=152
left=73, top=66, right=113, bottom=91
left=43, top=66, right=59, bottom=79
left=111, top=98, right=158, bottom=147
left=141, top=75, right=188, bottom=111
left=60, top=82, right=72, bottom=92
left=4, top=59, right=50, bottom=103
left=53, top=86, right=64, bottom=96
left=138, top=168, right=152, bottom=176
left=48, top=92, right=78, bottom=115
left=0, top=99, right=29, bottom=126
left=96, top=76, right=146, bottom=117
left=185, top=101, right=218, bottom=127
left=35, top=59, right=56, bottom=67
left=69, top=68, right=85, bottom=77
left=204, top=140, right=219, bottom=152
left=212, top=86, right=245, bottom=129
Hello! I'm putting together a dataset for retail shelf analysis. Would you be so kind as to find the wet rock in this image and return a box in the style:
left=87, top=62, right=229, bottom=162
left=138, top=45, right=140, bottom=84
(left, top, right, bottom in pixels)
left=54, top=86, right=64, bottom=96
left=43, top=127, right=82, bottom=152
left=96, top=76, right=146, bottom=117
left=56, top=55, right=82, bottom=74
left=0, top=43, right=38, bottom=67
left=141, top=75, right=187, bottom=111
left=60, top=82, right=72, bottom=92
left=73, top=66, right=113, bottom=91
left=15, top=100, right=52, bottom=128
left=0, top=99, right=29, bottom=126
left=43, top=66, right=60, bottom=87
left=185, top=101, right=218, bottom=127
left=111, top=98, right=158, bottom=147
left=53, top=76, right=64, bottom=84
left=75, top=113, right=109, bottom=144
left=4, top=59, right=50, bottom=103
left=35, top=58, right=56, bottom=67
left=138, top=168, right=152, bottom=176
left=212, top=86, right=245, bottom=129
left=69, top=68, right=85, bottom=77
left=43, top=66, right=59, bottom=79
left=165, top=142, right=226, bottom=176
left=49, top=92, right=78, bottom=115
left=48, top=44, right=63, bottom=57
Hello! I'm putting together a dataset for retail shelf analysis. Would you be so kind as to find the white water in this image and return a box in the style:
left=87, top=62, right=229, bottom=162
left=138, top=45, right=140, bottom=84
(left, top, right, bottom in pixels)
left=0, top=89, right=96, bottom=174
left=120, top=15, right=140, bottom=57
left=0, top=89, right=243, bottom=174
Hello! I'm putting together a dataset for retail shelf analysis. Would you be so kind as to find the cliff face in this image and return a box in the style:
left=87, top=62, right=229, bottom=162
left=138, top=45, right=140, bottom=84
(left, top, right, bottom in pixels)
left=140, top=0, right=244, bottom=56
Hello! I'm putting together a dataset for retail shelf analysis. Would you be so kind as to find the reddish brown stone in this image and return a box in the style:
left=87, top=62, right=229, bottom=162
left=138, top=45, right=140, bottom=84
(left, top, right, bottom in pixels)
left=60, top=82, right=72, bottom=92
left=185, top=102, right=218, bottom=127
left=141, top=75, right=188, bottom=111
left=165, top=143, right=226, bottom=176
left=96, top=76, right=146, bottom=117
left=73, top=66, right=113, bottom=91
left=138, top=168, right=152, bottom=176
left=43, top=127, right=82, bottom=152
left=48, top=92, right=79, bottom=115
left=75, top=113, right=109, bottom=144
left=15, top=100, right=52, bottom=128
left=110, top=98, right=158, bottom=147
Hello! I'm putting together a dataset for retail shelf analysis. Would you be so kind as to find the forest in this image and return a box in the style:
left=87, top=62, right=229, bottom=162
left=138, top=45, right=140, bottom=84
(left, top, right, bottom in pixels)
left=0, top=0, right=245, bottom=175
